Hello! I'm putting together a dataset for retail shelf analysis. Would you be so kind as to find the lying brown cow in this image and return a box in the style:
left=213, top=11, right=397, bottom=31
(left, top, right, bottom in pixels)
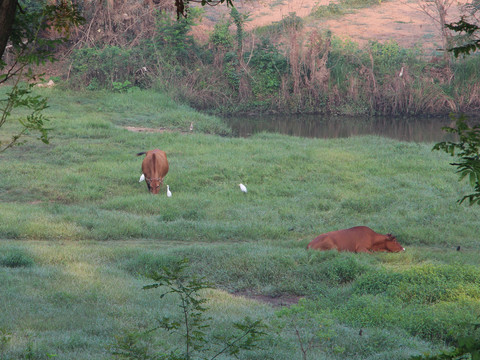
left=137, top=149, right=169, bottom=194
left=307, top=226, right=404, bottom=253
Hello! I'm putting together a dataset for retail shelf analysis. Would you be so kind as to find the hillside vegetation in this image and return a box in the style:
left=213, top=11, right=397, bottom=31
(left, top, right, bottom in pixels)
left=16, top=0, right=473, bottom=116
left=0, top=88, right=479, bottom=359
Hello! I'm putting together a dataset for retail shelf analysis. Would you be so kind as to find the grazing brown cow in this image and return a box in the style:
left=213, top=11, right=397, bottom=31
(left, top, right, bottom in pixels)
left=137, top=149, right=169, bottom=194
left=307, top=226, right=404, bottom=253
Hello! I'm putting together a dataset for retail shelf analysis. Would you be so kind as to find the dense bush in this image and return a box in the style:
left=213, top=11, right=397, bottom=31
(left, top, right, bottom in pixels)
left=69, top=9, right=204, bottom=91
left=70, top=46, right=139, bottom=90
left=65, top=7, right=480, bottom=115
left=248, top=38, right=288, bottom=97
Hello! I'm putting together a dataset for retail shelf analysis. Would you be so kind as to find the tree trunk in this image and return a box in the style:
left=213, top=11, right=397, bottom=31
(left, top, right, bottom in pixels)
left=0, top=0, right=17, bottom=60
left=436, top=0, right=452, bottom=61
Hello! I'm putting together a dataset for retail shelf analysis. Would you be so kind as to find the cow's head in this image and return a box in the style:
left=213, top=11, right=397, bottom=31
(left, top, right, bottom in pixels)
left=384, top=234, right=405, bottom=252
left=146, top=177, right=163, bottom=194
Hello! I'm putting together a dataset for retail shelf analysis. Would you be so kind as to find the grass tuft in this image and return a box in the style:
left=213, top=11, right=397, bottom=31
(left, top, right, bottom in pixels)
left=0, top=246, right=35, bottom=268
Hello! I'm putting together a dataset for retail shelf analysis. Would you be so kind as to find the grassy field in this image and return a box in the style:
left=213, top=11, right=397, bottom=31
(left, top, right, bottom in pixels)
left=1, top=87, right=479, bottom=359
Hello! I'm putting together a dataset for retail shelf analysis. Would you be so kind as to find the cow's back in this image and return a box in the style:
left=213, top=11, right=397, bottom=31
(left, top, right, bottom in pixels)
left=307, top=226, right=379, bottom=252
left=140, top=149, right=169, bottom=194
left=142, top=149, right=169, bottom=178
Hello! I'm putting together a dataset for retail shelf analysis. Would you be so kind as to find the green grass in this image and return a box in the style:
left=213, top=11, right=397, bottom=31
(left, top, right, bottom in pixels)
left=310, top=0, right=382, bottom=20
left=1, top=88, right=479, bottom=359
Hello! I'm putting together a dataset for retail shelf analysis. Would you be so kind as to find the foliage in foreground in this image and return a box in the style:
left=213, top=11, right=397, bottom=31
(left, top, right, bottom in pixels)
left=433, top=114, right=480, bottom=205
left=112, top=258, right=266, bottom=360
left=0, top=240, right=479, bottom=359
left=446, top=15, right=480, bottom=58
left=0, top=1, right=83, bottom=152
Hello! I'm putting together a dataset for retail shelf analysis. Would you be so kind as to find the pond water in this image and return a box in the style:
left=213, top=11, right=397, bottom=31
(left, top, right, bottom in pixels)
left=225, top=114, right=465, bottom=143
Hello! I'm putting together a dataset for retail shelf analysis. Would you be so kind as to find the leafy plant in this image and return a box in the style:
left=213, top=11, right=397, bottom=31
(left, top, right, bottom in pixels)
left=154, top=10, right=200, bottom=65
left=70, top=46, right=135, bottom=89
left=433, top=114, right=480, bottom=205
left=0, top=1, right=83, bottom=152
left=112, top=81, right=138, bottom=93
left=248, top=38, right=287, bottom=96
left=447, top=18, right=480, bottom=57
left=230, top=7, right=247, bottom=51
left=0, top=82, right=50, bottom=152
left=112, top=258, right=266, bottom=360
left=209, top=21, right=234, bottom=50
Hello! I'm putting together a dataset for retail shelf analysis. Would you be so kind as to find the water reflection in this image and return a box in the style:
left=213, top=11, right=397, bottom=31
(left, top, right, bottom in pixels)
left=226, top=114, right=464, bottom=142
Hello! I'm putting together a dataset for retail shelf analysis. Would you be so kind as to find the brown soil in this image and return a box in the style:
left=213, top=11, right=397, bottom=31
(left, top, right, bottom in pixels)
left=233, top=290, right=303, bottom=307
left=124, top=126, right=171, bottom=133
left=196, top=0, right=466, bottom=55
left=124, top=126, right=196, bottom=134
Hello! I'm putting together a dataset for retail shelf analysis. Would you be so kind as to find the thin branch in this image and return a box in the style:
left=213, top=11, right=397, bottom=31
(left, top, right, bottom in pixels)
left=209, top=326, right=257, bottom=360
left=189, top=0, right=223, bottom=5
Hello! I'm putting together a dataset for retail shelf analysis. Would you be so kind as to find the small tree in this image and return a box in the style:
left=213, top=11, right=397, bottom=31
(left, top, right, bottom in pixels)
left=112, top=258, right=266, bottom=360
left=274, top=301, right=336, bottom=360
left=417, top=0, right=455, bottom=60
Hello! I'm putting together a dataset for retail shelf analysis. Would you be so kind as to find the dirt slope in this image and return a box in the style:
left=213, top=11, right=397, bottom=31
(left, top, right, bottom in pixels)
left=197, top=0, right=465, bottom=54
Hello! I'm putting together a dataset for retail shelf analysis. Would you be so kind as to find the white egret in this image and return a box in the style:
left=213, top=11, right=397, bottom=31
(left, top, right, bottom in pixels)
left=167, top=185, right=172, bottom=197
left=239, top=183, right=247, bottom=193
left=139, top=174, right=145, bottom=182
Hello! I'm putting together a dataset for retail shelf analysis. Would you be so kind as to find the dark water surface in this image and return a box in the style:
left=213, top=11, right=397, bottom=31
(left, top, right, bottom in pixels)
left=225, top=114, right=466, bottom=142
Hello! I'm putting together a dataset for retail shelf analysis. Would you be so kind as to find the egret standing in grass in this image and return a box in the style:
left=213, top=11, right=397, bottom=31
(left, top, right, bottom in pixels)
left=239, top=183, right=247, bottom=193
left=167, top=185, right=172, bottom=197
left=139, top=174, right=145, bottom=182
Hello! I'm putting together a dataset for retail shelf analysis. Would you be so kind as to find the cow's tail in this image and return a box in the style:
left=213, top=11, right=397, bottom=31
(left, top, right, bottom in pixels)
left=136, top=152, right=147, bottom=156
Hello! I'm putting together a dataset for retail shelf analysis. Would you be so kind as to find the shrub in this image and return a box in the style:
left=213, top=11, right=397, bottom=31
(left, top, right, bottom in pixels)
left=248, top=38, right=288, bottom=96
left=70, top=46, right=136, bottom=89
left=370, top=41, right=412, bottom=76
left=153, top=10, right=199, bottom=64
left=311, top=3, right=344, bottom=18
left=210, top=21, right=234, bottom=50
